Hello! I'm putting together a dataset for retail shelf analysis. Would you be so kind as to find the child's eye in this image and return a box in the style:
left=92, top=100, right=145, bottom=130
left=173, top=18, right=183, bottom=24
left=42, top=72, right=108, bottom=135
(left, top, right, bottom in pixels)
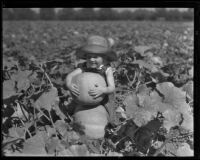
left=86, top=55, right=91, bottom=59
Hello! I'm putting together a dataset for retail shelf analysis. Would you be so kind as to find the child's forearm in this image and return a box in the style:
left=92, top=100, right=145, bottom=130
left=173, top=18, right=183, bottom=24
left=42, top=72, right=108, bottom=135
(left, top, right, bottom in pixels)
left=104, top=86, right=115, bottom=94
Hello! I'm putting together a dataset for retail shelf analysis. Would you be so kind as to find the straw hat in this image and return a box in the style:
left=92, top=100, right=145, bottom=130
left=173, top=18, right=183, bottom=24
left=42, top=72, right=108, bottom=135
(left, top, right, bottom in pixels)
left=76, top=35, right=117, bottom=61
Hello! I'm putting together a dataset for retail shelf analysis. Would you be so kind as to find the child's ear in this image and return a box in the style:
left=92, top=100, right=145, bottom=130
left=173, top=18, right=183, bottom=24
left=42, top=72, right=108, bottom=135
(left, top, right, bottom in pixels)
left=108, top=37, right=115, bottom=47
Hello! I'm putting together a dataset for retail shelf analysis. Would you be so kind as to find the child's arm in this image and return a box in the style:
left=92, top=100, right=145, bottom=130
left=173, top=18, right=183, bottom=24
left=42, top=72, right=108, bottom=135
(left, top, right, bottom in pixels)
left=104, top=67, right=115, bottom=94
left=88, top=67, right=115, bottom=98
left=66, top=68, right=82, bottom=96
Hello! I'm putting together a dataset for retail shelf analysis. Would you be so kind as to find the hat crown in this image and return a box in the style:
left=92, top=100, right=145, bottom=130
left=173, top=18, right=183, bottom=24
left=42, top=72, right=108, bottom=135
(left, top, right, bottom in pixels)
left=77, top=35, right=117, bottom=61
left=87, top=35, right=109, bottom=48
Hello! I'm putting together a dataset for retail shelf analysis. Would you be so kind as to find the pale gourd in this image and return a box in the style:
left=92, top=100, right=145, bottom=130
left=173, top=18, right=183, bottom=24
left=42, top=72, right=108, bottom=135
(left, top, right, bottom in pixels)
left=73, top=105, right=108, bottom=139
left=71, top=72, right=107, bottom=105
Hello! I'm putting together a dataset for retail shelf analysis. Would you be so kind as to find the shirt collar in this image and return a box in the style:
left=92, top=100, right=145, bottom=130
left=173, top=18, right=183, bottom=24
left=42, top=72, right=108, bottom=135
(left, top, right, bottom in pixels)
left=98, top=65, right=104, bottom=70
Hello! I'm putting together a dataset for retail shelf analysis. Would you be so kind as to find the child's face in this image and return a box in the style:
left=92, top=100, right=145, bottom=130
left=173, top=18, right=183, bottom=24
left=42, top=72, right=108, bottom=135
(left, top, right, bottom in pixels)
left=86, top=53, right=105, bottom=68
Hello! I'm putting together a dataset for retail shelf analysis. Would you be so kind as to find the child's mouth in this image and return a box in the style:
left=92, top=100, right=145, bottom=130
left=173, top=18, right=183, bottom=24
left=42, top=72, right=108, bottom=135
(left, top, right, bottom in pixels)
left=90, top=62, right=97, bottom=65
left=90, top=63, right=98, bottom=68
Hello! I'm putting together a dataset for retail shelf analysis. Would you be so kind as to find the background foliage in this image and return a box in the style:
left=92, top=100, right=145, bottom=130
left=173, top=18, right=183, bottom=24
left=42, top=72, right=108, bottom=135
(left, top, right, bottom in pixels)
left=2, top=20, right=194, bottom=156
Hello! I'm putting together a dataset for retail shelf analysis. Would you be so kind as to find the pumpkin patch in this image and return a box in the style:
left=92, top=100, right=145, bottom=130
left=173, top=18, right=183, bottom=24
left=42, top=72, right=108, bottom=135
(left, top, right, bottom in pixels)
left=3, top=20, right=193, bottom=156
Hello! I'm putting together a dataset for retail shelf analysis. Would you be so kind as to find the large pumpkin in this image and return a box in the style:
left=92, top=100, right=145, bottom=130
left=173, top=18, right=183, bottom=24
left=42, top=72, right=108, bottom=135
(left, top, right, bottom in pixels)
left=71, top=72, right=107, bottom=105
left=73, top=105, right=108, bottom=139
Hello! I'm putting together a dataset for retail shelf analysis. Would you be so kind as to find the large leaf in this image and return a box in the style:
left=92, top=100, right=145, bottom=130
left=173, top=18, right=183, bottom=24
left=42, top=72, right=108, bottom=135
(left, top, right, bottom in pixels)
left=182, top=80, right=193, bottom=99
left=137, top=84, right=151, bottom=106
left=124, top=91, right=157, bottom=126
left=150, top=56, right=163, bottom=66
left=11, top=70, right=32, bottom=92
left=156, top=82, right=190, bottom=113
left=132, top=60, right=156, bottom=70
left=176, top=143, right=194, bottom=156
left=188, top=67, right=193, bottom=77
left=28, top=71, right=42, bottom=86
left=3, top=56, right=18, bottom=69
left=35, top=87, right=58, bottom=111
left=131, top=108, right=154, bottom=127
left=8, top=127, right=23, bottom=138
left=21, top=131, right=47, bottom=156
left=106, top=151, right=123, bottom=156
left=45, top=136, right=65, bottom=155
left=162, top=109, right=182, bottom=131
left=54, top=120, right=80, bottom=143
left=134, top=45, right=153, bottom=56
left=11, top=102, right=29, bottom=120
left=156, top=82, right=183, bottom=107
left=181, top=112, right=193, bottom=131
left=58, top=144, right=89, bottom=156
left=3, top=80, right=16, bottom=99
left=163, top=142, right=179, bottom=156
left=123, top=93, right=139, bottom=118
left=143, top=91, right=171, bottom=113
left=54, top=120, right=70, bottom=137
left=89, top=151, right=123, bottom=156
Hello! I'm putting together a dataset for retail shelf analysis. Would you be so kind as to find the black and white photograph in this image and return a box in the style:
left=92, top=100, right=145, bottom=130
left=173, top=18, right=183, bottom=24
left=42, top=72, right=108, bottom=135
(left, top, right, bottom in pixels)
left=2, top=7, right=194, bottom=157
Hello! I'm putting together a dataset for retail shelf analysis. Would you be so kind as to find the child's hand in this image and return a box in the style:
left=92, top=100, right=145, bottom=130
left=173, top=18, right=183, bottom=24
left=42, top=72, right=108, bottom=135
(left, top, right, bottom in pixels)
left=69, top=84, right=80, bottom=97
left=88, top=85, right=107, bottom=99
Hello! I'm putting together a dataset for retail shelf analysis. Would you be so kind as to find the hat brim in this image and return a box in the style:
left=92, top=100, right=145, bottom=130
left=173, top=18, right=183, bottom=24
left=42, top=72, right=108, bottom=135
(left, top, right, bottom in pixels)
left=82, top=45, right=109, bottom=54
left=76, top=46, right=117, bottom=61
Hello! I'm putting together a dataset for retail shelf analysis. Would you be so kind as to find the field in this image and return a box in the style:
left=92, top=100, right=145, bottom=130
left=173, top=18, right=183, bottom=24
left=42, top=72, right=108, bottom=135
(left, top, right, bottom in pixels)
left=3, top=21, right=194, bottom=156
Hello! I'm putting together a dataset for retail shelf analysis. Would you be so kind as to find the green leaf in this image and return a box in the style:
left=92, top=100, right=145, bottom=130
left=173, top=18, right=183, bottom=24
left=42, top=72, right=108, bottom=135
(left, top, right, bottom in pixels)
left=123, top=93, right=139, bottom=118
left=145, top=89, right=172, bottom=112
left=106, top=150, right=123, bottom=156
left=22, top=131, right=47, bottom=156
left=45, top=137, right=65, bottom=154
left=11, top=102, right=29, bottom=120
left=28, top=72, right=42, bottom=86
left=150, top=56, right=163, bottom=66
left=156, top=82, right=190, bottom=112
left=176, top=143, right=194, bottom=156
left=3, top=80, right=16, bottom=99
left=134, top=45, right=153, bottom=56
left=54, top=120, right=70, bottom=137
left=162, top=109, right=182, bottom=131
left=54, top=58, right=64, bottom=63
left=15, top=127, right=26, bottom=138
left=54, top=120, right=80, bottom=142
left=8, top=127, right=22, bottom=138
left=132, top=108, right=154, bottom=127
left=156, top=82, right=182, bottom=106
left=182, top=81, right=193, bottom=99
left=181, top=112, right=193, bottom=131
left=45, top=125, right=57, bottom=137
left=124, top=91, right=156, bottom=126
left=3, top=56, right=18, bottom=69
left=35, top=87, right=58, bottom=111
left=188, top=67, right=193, bottom=77
left=59, top=144, right=89, bottom=156
left=137, top=84, right=151, bottom=107
left=163, top=142, right=178, bottom=156
left=11, top=70, right=32, bottom=92
left=132, top=60, right=155, bottom=70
